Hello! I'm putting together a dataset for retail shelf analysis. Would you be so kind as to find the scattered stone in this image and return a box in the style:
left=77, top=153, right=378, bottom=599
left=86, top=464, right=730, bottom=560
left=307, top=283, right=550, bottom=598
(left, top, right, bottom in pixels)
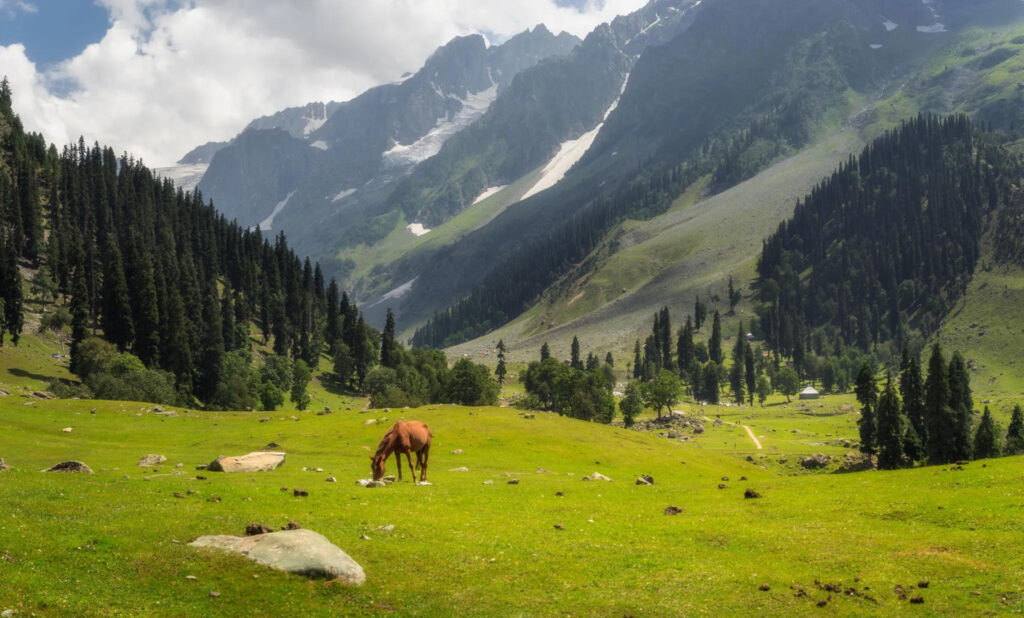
left=61, top=427, right=73, bottom=433
left=380, top=525, right=394, bottom=533
left=44, top=461, right=93, bottom=474
left=196, top=475, right=207, bottom=480
left=196, top=464, right=208, bottom=470
left=416, top=481, right=432, bottom=486
left=293, top=488, right=309, bottom=497
left=637, top=474, right=654, bottom=485
left=718, top=484, right=728, bottom=490
left=800, top=454, right=831, bottom=469
left=326, top=477, right=337, bottom=483
left=175, top=463, right=184, bottom=469
left=173, top=492, right=186, bottom=499
left=917, top=581, right=929, bottom=589
left=185, top=575, right=197, bottom=581
left=507, top=479, right=519, bottom=485
left=816, top=600, right=828, bottom=608
left=910, top=596, right=924, bottom=604
left=450, top=449, right=463, bottom=455
left=209, top=591, right=220, bottom=598
left=206, top=496, right=222, bottom=503
left=264, top=442, right=281, bottom=449
left=207, top=452, right=286, bottom=473
left=363, top=419, right=377, bottom=425
left=536, top=467, right=553, bottom=474
left=449, top=466, right=469, bottom=472
left=382, top=475, right=396, bottom=483
left=836, top=452, right=877, bottom=473
left=190, top=529, right=365, bottom=584
left=721, top=476, right=730, bottom=482
left=587, top=472, right=612, bottom=481
left=482, top=480, right=494, bottom=485
left=290, top=416, right=299, bottom=421
left=739, top=476, right=747, bottom=481
left=555, top=491, right=564, bottom=496
left=246, top=523, right=273, bottom=536
left=744, top=489, right=762, bottom=499
left=316, top=409, right=332, bottom=416
left=281, top=522, right=302, bottom=531
left=259, top=417, right=270, bottom=423
left=0, top=459, right=10, bottom=472
left=745, top=455, right=755, bottom=463
left=894, top=585, right=908, bottom=600
left=759, top=584, right=771, bottom=592
left=553, top=524, right=564, bottom=530
left=664, top=505, right=684, bottom=516
left=359, top=534, right=371, bottom=540
left=137, top=454, right=167, bottom=467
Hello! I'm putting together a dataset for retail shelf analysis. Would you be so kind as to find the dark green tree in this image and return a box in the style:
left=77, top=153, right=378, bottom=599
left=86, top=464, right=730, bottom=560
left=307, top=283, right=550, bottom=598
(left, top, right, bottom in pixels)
left=540, top=341, right=551, bottom=361
left=855, top=363, right=878, bottom=454
left=620, top=380, right=644, bottom=428
left=381, top=308, right=397, bottom=369
left=947, top=351, right=973, bottom=461
left=972, top=406, right=1000, bottom=459
left=876, top=374, right=907, bottom=469
left=775, top=366, right=798, bottom=402
left=645, top=369, right=681, bottom=418
left=1005, top=405, right=1024, bottom=455
left=571, top=335, right=583, bottom=370
left=495, top=339, right=507, bottom=387
left=291, top=359, right=312, bottom=410
left=899, top=347, right=927, bottom=460
left=730, top=322, right=746, bottom=404
left=702, top=361, right=720, bottom=404
left=709, top=311, right=722, bottom=364
left=196, top=285, right=224, bottom=403
left=924, top=344, right=954, bottom=464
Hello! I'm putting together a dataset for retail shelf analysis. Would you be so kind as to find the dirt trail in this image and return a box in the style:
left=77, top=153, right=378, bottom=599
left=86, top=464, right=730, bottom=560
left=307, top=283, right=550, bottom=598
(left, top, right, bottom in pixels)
left=702, top=415, right=763, bottom=450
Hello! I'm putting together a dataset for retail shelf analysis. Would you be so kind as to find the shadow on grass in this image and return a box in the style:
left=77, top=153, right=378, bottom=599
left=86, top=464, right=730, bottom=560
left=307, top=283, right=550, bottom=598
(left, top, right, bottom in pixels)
left=7, top=367, right=77, bottom=387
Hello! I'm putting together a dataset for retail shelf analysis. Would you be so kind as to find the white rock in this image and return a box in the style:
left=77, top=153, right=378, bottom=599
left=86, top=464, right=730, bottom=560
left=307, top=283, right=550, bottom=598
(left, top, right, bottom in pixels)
left=61, top=427, right=72, bottom=433
left=189, top=529, right=364, bottom=584
left=448, top=466, right=469, bottom=472
left=207, top=452, right=286, bottom=473
left=588, top=472, right=613, bottom=481
left=137, top=454, right=167, bottom=467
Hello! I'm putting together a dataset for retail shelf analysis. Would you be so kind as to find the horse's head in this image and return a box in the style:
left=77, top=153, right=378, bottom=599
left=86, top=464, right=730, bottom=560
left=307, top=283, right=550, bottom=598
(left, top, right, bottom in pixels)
left=370, top=454, right=385, bottom=481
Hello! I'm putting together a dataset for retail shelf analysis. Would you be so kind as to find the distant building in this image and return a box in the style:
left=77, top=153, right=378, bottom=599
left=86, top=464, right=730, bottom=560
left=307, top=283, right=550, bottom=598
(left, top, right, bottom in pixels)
left=798, top=386, right=820, bottom=400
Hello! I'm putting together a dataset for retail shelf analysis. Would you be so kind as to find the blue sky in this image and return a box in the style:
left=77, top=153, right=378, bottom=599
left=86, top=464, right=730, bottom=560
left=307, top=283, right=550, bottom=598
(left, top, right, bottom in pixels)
left=0, top=0, right=108, bottom=68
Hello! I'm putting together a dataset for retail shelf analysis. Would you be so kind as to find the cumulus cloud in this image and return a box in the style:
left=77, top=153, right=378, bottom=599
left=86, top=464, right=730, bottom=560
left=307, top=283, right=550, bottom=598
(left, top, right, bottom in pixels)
left=1, top=0, right=646, bottom=166
left=0, top=1, right=37, bottom=17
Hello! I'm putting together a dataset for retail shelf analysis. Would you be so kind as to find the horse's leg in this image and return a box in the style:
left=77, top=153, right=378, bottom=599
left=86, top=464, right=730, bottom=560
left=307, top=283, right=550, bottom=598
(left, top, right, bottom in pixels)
left=406, top=450, right=416, bottom=482
left=394, top=450, right=402, bottom=481
left=419, top=443, right=430, bottom=482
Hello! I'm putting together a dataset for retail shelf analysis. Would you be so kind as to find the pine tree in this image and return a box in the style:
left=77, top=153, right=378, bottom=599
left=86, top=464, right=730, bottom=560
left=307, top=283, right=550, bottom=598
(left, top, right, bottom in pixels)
left=947, top=351, right=973, bottom=461
left=540, top=342, right=551, bottom=361
left=69, top=267, right=90, bottom=375
left=632, top=340, right=642, bottom=379
left=709, top=311, right=722, bottom=364
left=571, top=336, right=582, bottom=370
left=495, top=339, right=507, bottom=387
left=730, top=322, right=746, bottom=404
left=130, top=248, right=160, bottom=366
left=972, top=406, right=1000, bottom=459
left=1, top=243, right=23, bottom=345
left=876, top=374, right=907, bottom=469
left=694, top=296, right=707, bottom=329
left=325, top=279, right=340, bottom=353
left=899, top=346, right=927, bottom=460
left=745, top=345, right=756, bottom=407
left=924, top=344, right=954, bottom=464
left=163, top=285, right=193, bottom=392
left=196, top=284, right=224, bottom=402
left=677, top=317, right=695, bottom=378
left=658, top=306, right=672, bottom=371
left=100, top=238, right=135, bottom=351
left=605, top=351, right=614, bottom=367
left=855, top=363, right=878, bottom=454
left=380, top=308, right=397, bottom=369
left=221, top=287, right=236, bottom=352
left=702, top=361, right=720, bottom=404
left=291, top=359, right=312, bottom=411
left=1005, top=405, right=1024, bottom=455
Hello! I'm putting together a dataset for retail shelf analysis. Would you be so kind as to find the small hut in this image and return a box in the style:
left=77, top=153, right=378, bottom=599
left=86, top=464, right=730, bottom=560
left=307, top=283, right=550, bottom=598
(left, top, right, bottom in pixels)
left=798, top=386, right=820, bottom=400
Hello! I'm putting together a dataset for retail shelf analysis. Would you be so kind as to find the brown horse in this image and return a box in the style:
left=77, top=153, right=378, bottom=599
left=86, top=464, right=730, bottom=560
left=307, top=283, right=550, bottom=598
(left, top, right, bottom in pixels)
left=371, top=420, right=432, bottom=482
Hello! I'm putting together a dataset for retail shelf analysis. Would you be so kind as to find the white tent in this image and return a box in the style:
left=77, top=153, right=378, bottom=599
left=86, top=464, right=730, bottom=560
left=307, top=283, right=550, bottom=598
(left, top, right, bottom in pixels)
left=798, top=386, right=820, bottom=400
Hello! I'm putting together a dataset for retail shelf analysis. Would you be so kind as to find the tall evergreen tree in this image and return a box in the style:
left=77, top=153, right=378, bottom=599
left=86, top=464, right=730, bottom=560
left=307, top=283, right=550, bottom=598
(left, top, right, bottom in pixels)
left=325, top=279, right=340, bottom=353
left=972, top=406, right=1000, bottom=459
left=605, top=351, right=614, bottom=367
left=0, top=242, right=23, bottom=345
left=1005, top=405, right=1024, bottom=455
left=632, top=340, right=642, bottom=379
left=495, top=339, right=507, bottom=387
left=540, top=342, right=551, bottom=361
left=677, top=317, right=695, bottom=378
left=196, top=284, right=224, bottom=402
left=709, top=311, right=723, bottom=364
left=571, top=336, right=583, bottom=370
left=221, top=287, right=236, bottom=352
left=702, top=361, right=720, bottom=404
left=380, top=308, right=397, bottom=369
left=100, top=238, right=135, bottom=351
left=744, top=345, right=756, bottom=407
left=876, top=374, right=907, bottom=469
left=899, top=346, right=926, bottom=460
left=658, top=306, right=673, bottom=371
left=69, top=267, right=90, bottom=375
left=924, top=344, right=954, bottom=464
left=855, top=363, right=878, bottom=454
left=947, top=351, right=973, bottom=461
left=730, top=322, right=746, bottom=404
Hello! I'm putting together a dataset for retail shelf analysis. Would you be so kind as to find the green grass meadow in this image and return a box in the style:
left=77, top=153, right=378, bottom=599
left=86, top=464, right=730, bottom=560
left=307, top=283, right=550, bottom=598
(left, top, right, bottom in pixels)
left=2, top=390, right=1023, bottom=616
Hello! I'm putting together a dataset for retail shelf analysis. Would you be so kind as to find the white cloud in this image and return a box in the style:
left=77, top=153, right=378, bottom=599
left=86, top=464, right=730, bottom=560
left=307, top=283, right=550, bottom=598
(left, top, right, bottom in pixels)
left=1, top=0, right=646, bottom=166
left=0, top=1, right=38, bottom=17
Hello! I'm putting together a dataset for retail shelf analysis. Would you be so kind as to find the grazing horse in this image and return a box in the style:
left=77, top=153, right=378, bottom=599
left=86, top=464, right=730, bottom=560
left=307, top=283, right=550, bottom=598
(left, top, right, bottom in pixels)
left=371, top=421, right=432, bottom=482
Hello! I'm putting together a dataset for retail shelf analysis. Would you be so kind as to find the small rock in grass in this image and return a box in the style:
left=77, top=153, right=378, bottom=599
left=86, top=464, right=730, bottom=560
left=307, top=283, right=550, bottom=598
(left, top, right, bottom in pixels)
left=209, top=591, right=220, bottom=599
left=637, top=474, right=654, bottom=485
left=61, top=427, right=73, bottom=433
left=744, top=489, right=762, bottom=499
left=0, top=459, right=11, bottom=472
left=185, top=575, right=197, bottom=581
left=326, top=476, right=337, bottom=483
left=138, top=454, right=167, bottom=467
left=721, top=476, right=730, bottom=482
left=917, top=581, right=929, bottom=589
left=739, top=476, right=747, bottom=481
left=359, top=534, right=370, bottom=540
left=910, top=596, right=924, bottom=604
left=281, top=522, right=302, bottom=531
left=746, top=455, right=755, bottom=463
left=450, top=449, right=463, bottom=455
left=196, top=476, right=207, bottom=480
left=555, top=491, right=564, bottom=496
left=245, top=523, right=273, bottom=536
left=507, top=479, right=519, bottom=485
left=664, top=505, right=684, bottom=516
left=259, top=418, right=270, bottom=423
left=416, top=481, right=432, bottom=486
left=381, top=525, right=394, bottom=533
left=206, top=496, right=222, bottom=503
left=482, top=480, right=494, bottom=485
left=553, top=524, right=564, bottom=530
left=293, top=488, right=309, bottom=497
left=195, top=464, right=208, bottom=470
left=449, top=466, right=469, bottom=472
left=816, top=600, right=828, bottom=607
left=759, top=584, right=771, bottom=592
left=173, top=492, right=186, bottom=499
left=281, top=487, right=289, bottom=492
left=264, top=442, right=281, bottom=449
left=718, top=484, right=728, bottom=490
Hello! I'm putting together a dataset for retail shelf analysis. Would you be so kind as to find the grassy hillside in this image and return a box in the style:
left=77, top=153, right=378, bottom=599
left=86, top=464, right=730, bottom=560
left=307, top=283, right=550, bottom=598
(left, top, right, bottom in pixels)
left=1, top=396, right=1022, bottom=616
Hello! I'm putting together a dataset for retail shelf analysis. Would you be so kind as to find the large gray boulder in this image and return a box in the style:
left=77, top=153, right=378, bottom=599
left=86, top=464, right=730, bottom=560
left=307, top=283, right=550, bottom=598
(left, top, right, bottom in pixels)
left=189, top=529, right=365, bottom=584
left=207, top=452, right=285, bottom=473
left=44, top=461, right=93, bottom=473
left=800, top=454, right=831, bottom=470
left=137, top=454, right=167, bottom=467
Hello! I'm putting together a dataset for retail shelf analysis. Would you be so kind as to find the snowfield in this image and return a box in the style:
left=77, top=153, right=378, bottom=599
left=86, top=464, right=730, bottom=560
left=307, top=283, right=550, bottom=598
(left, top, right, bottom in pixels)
left=382, top=83, right=499, bottom=168
left=258, top=190, right=296, bottom=231
left=472, top=185, right=507, bottom=204
left=406, top=223, right=431, bottom=236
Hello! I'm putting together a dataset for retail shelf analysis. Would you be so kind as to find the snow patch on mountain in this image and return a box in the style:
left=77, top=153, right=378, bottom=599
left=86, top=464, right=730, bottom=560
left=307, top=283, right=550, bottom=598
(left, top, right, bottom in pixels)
left=881, top=17, right=898, bottom=31
left=310, top=140, right=328, bottom=151
left=154, top=163, right=208, bottom=193
left=331, top=188, right=357, bottom=202
left=303, top=105, right=328, bottom=136
left=473, top=185, right=508, bottom=204
left=367, top=277, right=418, bottom=308
left=916, top=0, right=946, bottom=33
left=521, top=72, right=631, bottom=201
left=870, top=44, right=883, bottom=49
left=406, top=223, right=431, bottom=236
left=258, top=190, right=296, bottom=231
left=382, top=83, right=499, bottom=168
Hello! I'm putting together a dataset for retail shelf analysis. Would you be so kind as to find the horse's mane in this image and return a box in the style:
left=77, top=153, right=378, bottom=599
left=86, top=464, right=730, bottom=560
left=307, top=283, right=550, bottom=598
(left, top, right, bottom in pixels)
left=372, top=425, right=396, bottom=460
